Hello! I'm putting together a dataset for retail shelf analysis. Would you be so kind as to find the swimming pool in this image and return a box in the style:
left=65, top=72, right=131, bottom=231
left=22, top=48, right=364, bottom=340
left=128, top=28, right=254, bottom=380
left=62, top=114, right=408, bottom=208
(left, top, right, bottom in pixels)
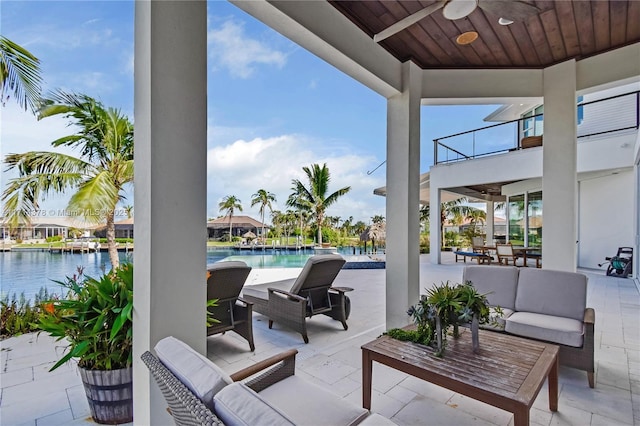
left=1, top=247, right=358, bottom=301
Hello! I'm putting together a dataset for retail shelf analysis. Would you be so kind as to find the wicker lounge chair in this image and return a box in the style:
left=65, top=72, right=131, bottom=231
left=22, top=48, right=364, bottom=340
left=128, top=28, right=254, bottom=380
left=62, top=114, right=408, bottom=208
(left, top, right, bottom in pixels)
left=242, top=254, right=348, bottom=343
left=142, top=336, right=395, bottom=425
left=206, top=261, right=254, bottom=351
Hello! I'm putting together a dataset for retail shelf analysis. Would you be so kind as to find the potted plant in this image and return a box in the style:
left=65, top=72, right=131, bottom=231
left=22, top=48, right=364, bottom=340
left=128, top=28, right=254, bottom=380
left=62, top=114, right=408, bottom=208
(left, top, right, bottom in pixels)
left=37, top=264, right=133, bottom=424
left=388, top=281, right=498, bottom=357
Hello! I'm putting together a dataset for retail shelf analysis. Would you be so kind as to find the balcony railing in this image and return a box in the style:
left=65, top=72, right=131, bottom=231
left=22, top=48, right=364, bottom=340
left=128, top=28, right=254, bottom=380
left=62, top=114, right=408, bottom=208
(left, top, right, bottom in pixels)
left=433, top=90, right=640, bottom=165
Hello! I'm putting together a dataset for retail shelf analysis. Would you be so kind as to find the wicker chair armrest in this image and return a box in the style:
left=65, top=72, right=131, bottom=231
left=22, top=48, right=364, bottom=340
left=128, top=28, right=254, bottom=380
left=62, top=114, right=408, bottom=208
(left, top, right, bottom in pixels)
left=231, top=349, right=298, bottom=393
left=268, top=288, right=306, bottom=303
left=236, top=297, right=253, bottom=307
left=583, top=307, right=595, bottom=325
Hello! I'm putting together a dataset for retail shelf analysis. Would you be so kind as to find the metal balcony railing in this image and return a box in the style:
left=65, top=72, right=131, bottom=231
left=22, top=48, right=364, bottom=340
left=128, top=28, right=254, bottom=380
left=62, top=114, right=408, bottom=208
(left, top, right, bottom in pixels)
left=433, top=90, right=640, bottom=165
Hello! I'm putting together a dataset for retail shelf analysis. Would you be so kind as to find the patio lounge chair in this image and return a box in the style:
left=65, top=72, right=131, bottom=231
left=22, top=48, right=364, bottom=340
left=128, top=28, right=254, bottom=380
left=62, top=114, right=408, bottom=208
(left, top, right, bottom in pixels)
left=142, top=336, right=394, bottom=425
left=242, top=254, right=348, bottom=343
left=207, top=261, right=254, bottom=351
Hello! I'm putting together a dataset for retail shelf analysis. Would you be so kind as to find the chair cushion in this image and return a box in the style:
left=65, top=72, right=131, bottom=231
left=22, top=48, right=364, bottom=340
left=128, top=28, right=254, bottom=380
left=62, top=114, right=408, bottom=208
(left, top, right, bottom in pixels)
left=214, top=382, right=295, bottom=426
left=505, top=312, right=584, bottom=347
left=290, top=254, right=346, bottom=294
left=154, top=336, right=232, bottom=410
left=258, top=375, right=369, bottom=426
left=242, top=278, right=296, bottom=301
left=462, top=265, right=519, bottom=310
left=479, top=307, right=513, bottom=331
left=515, top=268, right=587, bottom=321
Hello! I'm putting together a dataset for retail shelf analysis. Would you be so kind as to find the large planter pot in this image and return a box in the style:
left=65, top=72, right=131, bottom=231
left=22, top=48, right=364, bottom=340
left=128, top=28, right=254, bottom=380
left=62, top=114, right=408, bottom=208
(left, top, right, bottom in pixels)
left=79, top=366, right=133, bottom=424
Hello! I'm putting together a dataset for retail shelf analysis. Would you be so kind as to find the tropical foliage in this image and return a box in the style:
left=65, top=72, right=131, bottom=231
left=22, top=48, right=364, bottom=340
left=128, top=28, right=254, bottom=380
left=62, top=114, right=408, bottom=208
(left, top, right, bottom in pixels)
left=0, top=288, right=56, bottom=338
left=420, top=198, right=486, bottom=247
left=2, top=91, right=134, bottom=268
left=218, top=195, right=242, bottom=241
left=36, top=264, right=133, bottom=371
left=0, top=35, right=42, bottom=113
left=289, top=163, right=351, bottom=245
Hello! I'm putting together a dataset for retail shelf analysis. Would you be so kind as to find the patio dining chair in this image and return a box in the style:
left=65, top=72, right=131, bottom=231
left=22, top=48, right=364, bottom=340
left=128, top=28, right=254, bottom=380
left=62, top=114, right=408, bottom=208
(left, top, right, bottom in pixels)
left=496, top=243, right=521, bottom=266
left=242, top=254, right=348, bottom=343
left=207, top=261, right=254, bottom=351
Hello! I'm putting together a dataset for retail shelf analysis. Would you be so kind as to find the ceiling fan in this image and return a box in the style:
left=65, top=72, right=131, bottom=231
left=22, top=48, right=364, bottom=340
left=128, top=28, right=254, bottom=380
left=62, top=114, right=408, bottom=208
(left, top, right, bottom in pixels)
left=373, top=0, right=540, bottom=43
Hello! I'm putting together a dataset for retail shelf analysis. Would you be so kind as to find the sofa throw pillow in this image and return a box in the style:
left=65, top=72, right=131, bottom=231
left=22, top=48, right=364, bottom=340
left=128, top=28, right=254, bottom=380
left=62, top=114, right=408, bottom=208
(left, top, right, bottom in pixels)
left=154, top=336, right=232, bottom=410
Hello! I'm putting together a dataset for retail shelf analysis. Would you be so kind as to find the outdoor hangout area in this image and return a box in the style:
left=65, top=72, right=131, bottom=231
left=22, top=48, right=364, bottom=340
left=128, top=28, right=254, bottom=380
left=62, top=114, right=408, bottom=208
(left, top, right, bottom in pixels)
left=1, top=253, right=638, bottom=425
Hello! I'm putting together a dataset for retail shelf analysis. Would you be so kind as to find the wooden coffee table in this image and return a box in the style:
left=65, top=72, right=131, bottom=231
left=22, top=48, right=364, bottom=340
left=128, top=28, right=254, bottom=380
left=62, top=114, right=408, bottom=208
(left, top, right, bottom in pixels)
left=362, top=328, right=559, bottom=425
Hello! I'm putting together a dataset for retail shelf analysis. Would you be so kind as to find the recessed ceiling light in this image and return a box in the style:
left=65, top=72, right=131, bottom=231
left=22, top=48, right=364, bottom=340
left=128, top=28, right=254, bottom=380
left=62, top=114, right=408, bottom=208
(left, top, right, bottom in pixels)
left=456, top=31, right=478, bottom=45
left=498, top=17, right=514, bottom=25
left=443, top=0, right=478, bottom=20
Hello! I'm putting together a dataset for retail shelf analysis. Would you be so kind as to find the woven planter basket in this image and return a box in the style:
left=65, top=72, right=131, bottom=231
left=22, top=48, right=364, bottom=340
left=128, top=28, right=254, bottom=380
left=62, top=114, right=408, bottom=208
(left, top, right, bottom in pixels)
left=79, top=366, right=133, bottom=424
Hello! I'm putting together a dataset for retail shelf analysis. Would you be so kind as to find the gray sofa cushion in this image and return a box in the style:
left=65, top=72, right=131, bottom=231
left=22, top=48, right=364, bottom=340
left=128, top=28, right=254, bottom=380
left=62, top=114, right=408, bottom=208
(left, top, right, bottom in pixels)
left=505, top=312, right=584, bottom=347
left=479, top=307, right=514, bottom=331
left=154, top=336, right=232, bottom=410
left=462, top=265, right=519, bottom=311
left=214, top=382, right=295, bottom=426
left=515, top=269, right=588, bottom=321
left=258, top=375, right=369, bottom=426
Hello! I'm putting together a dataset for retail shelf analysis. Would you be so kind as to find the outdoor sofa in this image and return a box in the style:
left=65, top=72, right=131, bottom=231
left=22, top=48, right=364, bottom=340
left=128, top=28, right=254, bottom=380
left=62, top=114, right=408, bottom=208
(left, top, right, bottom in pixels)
left=462, top=265, right=595, bottom=388
left=142, top=336, right=395, bottom=425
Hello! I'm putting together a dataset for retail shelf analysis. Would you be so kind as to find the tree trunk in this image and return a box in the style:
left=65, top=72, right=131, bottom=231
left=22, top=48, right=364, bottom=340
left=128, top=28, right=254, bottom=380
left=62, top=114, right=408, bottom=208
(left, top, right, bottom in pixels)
left=229, top=217, right=232, bottom=242
left=106, top=212, right=119, bottom=269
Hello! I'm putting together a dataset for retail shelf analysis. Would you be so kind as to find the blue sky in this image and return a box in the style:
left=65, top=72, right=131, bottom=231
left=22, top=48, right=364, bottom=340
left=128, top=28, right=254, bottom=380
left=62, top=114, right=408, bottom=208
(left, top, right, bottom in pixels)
left=1, top=1, right=499, bottom=224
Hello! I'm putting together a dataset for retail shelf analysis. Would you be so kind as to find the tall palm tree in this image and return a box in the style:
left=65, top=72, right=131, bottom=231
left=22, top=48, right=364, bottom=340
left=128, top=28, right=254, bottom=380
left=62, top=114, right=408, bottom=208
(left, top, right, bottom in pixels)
left=123, top=205, right=133, bottom=219
left=250, top=189, right=276, bottom=243
left=218, top=195, right=242, bottom=242
left=1, top=36, right=42, bottom=113
left=290, top=163, right=351, bottom=245
left=2, top=91, right=134, bottom=268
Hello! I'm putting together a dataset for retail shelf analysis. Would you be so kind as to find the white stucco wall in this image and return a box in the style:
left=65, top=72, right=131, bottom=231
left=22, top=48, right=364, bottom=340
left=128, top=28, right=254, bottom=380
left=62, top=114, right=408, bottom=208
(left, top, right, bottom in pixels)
left=578, top=170, right=635, bottom=270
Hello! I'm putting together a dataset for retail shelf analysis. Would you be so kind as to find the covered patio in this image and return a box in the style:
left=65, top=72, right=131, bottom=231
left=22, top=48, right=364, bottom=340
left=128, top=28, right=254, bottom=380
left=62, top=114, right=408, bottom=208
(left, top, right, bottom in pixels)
left=1, top=255, right=638, bottom=425
left=132, top=1, right=640, bottom=423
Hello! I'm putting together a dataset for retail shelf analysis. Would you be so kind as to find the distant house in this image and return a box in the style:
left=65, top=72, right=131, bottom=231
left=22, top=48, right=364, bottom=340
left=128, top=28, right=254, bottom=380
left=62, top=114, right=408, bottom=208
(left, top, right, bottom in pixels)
left=443, top=216, right=506, bottom=242
left=93, top=218, right=134, bottom=239
left=207, top=215, right=269, bottom=240
left=0, top=217, right=92, bottom=241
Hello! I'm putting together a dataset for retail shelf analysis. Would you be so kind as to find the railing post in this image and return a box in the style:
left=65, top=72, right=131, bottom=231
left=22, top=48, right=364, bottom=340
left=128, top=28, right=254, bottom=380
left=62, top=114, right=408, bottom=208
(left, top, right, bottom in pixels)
left=433, top=139, right=438, bottom=165
left=636, top=92, right=639, bottom=129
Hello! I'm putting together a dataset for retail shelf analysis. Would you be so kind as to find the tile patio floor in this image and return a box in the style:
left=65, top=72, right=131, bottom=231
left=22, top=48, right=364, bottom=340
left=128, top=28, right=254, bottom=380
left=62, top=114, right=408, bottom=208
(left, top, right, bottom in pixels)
left=1, top=253, right=639, bottom=425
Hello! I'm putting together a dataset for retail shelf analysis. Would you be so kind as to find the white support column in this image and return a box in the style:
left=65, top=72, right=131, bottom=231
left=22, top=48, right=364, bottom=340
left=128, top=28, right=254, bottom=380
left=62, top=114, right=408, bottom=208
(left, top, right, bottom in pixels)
left=485, top=201, right=494, bottom=243
left=542, top=60, right=577, bottom=271
left=133, top=1, right=207, bottom=424
left=386, top=61, right=421, bottom=329
left=429, top=184, right=441, bottom=264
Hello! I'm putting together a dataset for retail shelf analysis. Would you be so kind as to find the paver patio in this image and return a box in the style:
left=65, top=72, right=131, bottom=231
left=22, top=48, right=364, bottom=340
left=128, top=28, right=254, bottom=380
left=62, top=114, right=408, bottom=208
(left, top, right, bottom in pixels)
left=1, top=252, right=638, bottom=425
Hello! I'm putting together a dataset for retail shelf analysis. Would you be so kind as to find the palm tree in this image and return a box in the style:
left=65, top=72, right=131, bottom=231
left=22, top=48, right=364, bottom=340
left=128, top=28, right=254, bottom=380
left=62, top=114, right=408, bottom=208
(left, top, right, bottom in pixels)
left=290, top=163, right=351, bottom=245
left=1, top=36, right=42, bottom=113
left=2, top=91, right=134, bottom=268
left=123, top=205, right=133, bottom=219
left=421, top=198, right=477, bottom=247
left=250, top=189, right=276, bottom=243
left=218, top=195, right=242, bottom=242
left=466, top=209, right=486, bottom=235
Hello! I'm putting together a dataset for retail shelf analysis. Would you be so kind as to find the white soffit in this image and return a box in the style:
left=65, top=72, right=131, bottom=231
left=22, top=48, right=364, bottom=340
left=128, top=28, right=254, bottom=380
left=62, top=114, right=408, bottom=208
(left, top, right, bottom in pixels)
left=373, top=172, right=464, bottom=205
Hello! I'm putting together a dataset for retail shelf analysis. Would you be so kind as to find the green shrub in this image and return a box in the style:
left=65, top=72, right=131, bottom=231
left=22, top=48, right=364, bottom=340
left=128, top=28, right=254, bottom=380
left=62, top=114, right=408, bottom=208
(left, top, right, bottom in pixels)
left=46, top=235, right=63, bottom=242
left=0, top=287, right=58, bottom=338
left=97, top=238, right=133, bottom=244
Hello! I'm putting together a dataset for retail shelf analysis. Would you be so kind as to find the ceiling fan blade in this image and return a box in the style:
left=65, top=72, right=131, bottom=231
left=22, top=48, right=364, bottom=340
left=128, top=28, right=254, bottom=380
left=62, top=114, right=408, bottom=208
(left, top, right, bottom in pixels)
left=478, top=0, right=540, bottom=21
left=373, top=1, right=445, bottom=43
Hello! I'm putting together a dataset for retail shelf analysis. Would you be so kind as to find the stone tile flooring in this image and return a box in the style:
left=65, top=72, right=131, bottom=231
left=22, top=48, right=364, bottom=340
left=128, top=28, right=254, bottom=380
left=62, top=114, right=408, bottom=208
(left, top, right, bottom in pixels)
left=1, top=253, right=639, bottom=425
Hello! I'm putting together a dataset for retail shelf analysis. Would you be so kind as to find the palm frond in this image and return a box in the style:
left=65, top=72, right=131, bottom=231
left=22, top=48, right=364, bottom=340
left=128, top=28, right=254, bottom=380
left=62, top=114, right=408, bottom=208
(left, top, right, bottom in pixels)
left=0, top=36, right=42, bottom=113
left=67, top=172, right=120, bottom=224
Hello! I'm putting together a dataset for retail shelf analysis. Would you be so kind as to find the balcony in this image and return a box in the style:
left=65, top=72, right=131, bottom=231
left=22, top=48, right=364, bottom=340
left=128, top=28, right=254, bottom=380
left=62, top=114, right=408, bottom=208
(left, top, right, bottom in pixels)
left=434, top=90, right=640, bottom=165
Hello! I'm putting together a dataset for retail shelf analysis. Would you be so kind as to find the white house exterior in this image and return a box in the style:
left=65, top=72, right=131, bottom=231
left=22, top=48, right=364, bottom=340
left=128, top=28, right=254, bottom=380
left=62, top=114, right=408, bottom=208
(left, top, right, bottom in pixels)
left=429, top=83, right=639, bottom=271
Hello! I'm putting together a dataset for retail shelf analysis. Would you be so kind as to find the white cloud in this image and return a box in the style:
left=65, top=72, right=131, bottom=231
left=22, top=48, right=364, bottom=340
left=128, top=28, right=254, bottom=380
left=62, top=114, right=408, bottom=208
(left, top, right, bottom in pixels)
left=207, top=20, right=287, bottom=79
left=206, top=134, right=386, bottom=223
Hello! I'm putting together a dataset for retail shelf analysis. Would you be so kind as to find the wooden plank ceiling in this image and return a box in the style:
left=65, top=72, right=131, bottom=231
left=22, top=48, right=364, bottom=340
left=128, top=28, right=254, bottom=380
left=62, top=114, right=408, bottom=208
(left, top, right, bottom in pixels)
left=330, top=0, right=640, bottom=69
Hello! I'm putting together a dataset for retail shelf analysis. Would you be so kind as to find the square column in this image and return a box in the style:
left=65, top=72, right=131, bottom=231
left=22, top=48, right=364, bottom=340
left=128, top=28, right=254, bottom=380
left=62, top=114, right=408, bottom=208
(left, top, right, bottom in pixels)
left=429, top=187, right=442, bottom=264
left=386, top=61, right=421, bottom=329
left=133, top=1, right=208, bottom=424
left=485, top=201, right=495, bottom=243
left=542, top=60, right=577, bottom=271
